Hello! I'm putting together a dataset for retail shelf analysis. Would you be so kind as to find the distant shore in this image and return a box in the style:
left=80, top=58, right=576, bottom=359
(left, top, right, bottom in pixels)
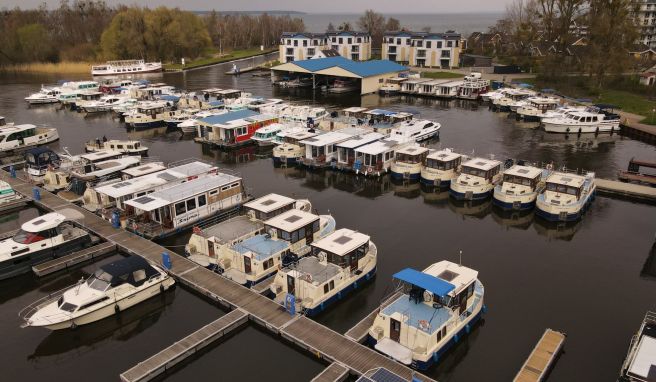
left=0, top=62, right=91, bottom=75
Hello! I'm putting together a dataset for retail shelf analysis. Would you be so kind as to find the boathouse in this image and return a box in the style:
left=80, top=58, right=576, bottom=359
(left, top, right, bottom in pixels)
left=270, top=56, right=407, bottom=95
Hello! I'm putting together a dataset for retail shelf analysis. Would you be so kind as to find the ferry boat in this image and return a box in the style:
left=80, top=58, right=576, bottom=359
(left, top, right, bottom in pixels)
left=619, top=311, right=656, bottom=382
left=457, top=73, right=490, bottom=100
left=535, top=170, right=596, bottom=222
left=353, top=139, right=407, bottom=177
left=272, top=130, right=320, bottom=166
left=541, top=106, right=621, bottom=134
left=420, top=149, right=464, bottom=188
left=492, top=164, right=547, bottom=211
left=271, top=228, right=377, bottom=316
left=379, top=77, right=407, bottom=95
left=368, top=260, right=484, bottom=370
left=0, top=212, right=92, bottom=280
left=91, top=59, right=163, bottom=76
left=25, top=87, right=61, bottom=105
left=390, top=120, right=440, bottom=143
left=84, top=139, right=148, bottom=156
left=300, top=128, right=368, bottom=169
left=449, top=157, right=502, bottom=201
left=390, top=145, right=430, bottom=181
left=21, top=256, right=174, bottom=330
left=0, top=123, right=59, bottom=154
left=516, top=97, right=560, bottom=121
left=123, top=172, right=246, bottom=239
left=334, top=132, right=385, bottom=171
left=24, top=147, right=62, bottom=180
left=251, top=123, right=287, bottom=147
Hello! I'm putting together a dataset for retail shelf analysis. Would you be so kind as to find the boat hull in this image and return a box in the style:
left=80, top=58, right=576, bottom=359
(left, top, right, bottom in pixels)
left=449, top=188, right=492, bottom=201
left=535, top=193, right=595, bottom=222
left=419, top=177, right=451, bottom=188
left=491, top=197, right=535, bottom=211
left=542, top=121, right=620, bottom=134
left=391, top=171, right=421, bottom=181
left=302, top=266, right=377, bottom=317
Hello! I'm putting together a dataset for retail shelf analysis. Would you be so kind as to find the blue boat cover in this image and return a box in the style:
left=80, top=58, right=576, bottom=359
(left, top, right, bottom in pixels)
left=393, top=268, right=455, bottom=297
left=368, top=109, right=395, bottom=116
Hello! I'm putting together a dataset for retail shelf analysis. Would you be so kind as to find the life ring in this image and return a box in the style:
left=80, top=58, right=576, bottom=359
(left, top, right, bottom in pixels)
left=419, top=320, right=430, bottom=331
left=192, top=226, right=203, bottom=235
left=114, top=304, right=121, bottom=315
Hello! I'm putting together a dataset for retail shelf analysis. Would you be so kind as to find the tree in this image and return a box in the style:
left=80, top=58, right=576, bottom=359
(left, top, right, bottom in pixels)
left=357, top=9, right=385, bottom=46
left=421, top=26, right=431, bottom=33
left=385, top=17, right=400, bottom=31
left=327, top=22, right=335, bottom=32
left=338, top=22, right=352, bottom=32
left=17, top=23, right=54, bottom=62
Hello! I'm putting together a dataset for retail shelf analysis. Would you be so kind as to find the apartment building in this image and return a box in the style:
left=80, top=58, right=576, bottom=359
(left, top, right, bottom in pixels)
left=382, top=31, right=464, bottom=68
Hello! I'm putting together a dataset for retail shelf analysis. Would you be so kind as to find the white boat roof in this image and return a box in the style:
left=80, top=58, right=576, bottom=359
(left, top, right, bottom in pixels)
left=462, top=157, right=501, bottom=171
left=97, top=162, right=216, bottom=198
left=79, top=150, right=122, bottom=162
left=286, top=130, right=320, bottom=140
left=342, top=107, right=368, bottom=113
left=628, top=335, right=656, bottom=379
left=256, top=123, right=285, bottom=133
left=396, top=145, right=430, bottom=156
left=422, top=79, right=452, bottom=86
left=427, top=149, right=461, bottom=162
left=217, top=89, right=241, bottom=95
left=22, top=212, right=67, bottom=233
left=437, top=80, right=464, bottom=87
left=336, top=132, right=384, bottom=149
left=404, top=78, right=431, bottom=84
left=312, top=228, right=369, bottom=256
left=244, top=193, right=295, bottom=214
left=301, top=131, right=352, bottom=146
left=505, top=165, right=542, bottom=179
left=546, top=172, right=586, bottom=187
left=0, top=124, right=37, bottom=133
left=125, top=173, right=241, bottom=211
left=265, top=209, right=319, bottom=232
left=121, top=163, right=167, bottom=178
left=355, top=139, right=402, bottom=155
left=424, top=260, right=478, bottom=295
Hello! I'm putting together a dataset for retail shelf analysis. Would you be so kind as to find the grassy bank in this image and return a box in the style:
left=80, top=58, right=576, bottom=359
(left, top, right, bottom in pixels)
left=164, top=48, right=277, bottom=71
left=0, top=61, right=91, bottom=74
left=420, top=71, right=464, bottom=79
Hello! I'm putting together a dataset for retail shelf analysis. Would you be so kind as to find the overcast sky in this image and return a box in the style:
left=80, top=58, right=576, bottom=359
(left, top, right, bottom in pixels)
left=2, top=0, right=508, bottom=13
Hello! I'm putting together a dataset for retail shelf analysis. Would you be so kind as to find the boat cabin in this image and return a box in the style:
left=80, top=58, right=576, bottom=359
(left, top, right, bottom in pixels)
left=209, top=114, right=278, bottom=147
left=435, top=80, right=463, bottom=98
left=62, top=81, right=99, bottom=91
left=264, top=209, right=322, bottom=255
left=282, top=130, right=319, bottom=145
left=220, top=234, right=291, bottom=286
left=340, top=107, right=369, bottom=120
left=335, top=132, right=385, bottom=168
left=244, top=193, right=298, bottom=221
left=502, top=165, right=543, bottom=190
left=425, top=150, right=462, bottom=171
left=24, top=147, right=61, bottom=175
left=354, top=139, right=403, bottom=174
left=79, top=150, right=124, bottom=164
left=460, top=158, right=502, bottom=180
left=529, top=98, right=560, bottom=111
left=417, top=79, right=449, bottom=96
left=120, top=162, right=168, bottom=179
left=544, top=172, right=587, bottom=200
left=215, top=89, right=243, bottom=100
left=395, top=146, right=430, bottom=165
left=78, top=91, right=103, bottom=103
left=311, top=228, right=370, bottom=272
left=401, top=78, right=430, bottom=93
left=300, top=131, right=354, bottom=166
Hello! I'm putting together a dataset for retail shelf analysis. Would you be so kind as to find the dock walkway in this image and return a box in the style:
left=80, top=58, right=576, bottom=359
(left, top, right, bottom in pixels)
left=514, top=329, right=566, bottom=382
left=596, top=179, right=656, bottom=202
left=345, top=291, right=402, bottom=343
left=2, top=172, right=436, bottom=382
left=120, top=309, right=248, bottom=382
left=311, top=362, right=349, bottom=382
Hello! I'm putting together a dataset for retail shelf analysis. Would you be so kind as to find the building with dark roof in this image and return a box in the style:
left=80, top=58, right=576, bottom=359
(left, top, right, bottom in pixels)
left=381, top=31, right=464, bottom=68
left=279, top=31, right=371, bottom=63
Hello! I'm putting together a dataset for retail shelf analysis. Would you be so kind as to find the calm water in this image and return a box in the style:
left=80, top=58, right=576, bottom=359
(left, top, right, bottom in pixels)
left=1, top=60, right=656, bottom=381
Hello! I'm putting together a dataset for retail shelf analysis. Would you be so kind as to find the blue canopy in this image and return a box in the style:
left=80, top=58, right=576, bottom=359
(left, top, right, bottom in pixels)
left=367, top=109, right=396, bottom=116
left=158, top=95, right=180, bottom=102
left=393, top=268, right=455, bottom=298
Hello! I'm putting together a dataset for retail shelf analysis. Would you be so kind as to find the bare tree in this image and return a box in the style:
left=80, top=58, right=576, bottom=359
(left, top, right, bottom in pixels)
left=357, top=9, right=386, bottom=46
left=385, top=17, right=400, bottom=31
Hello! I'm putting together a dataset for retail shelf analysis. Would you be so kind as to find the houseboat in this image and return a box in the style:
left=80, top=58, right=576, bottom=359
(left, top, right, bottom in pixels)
left=390, top=145, right=430, bottom=181
left=0, top=124, right=59, bottom=154
left=91, top=59, right=162, bottom=76
left=196, top=110, right=279, bottom=149
left=84, top=139, right=148, bottom=156
left=420, top=149, right=464, bottom=188
left=300, top=129, right=368, bottom=169
left=272, top=130, right=320, bottom=166
left=492, top=164, right=547, bottom=211
left=251, top=123, right=287, bottom=147
left=63, top=156, right=143, bottom=200
left=123, top=172, right=246, bottom=239
left=416, top=80, right=449, bottom=97
left=535, top=170, right=596, bottom=222
left=24, top=147, right=61, bottom=180
left=270, top=228, right=377, bottom=316
left=379, top=77, right=407, bottom=95
left=123, top=102, right=174, bottom=129
left=541, top=106, right=621, bottom=134
left=334, top=132, right=385, bottom=171
left=21, top=256, right=174, bottom=330
left=401, top=78, right=431, bottom=94
left=120, top=162, right=167, bottom=179
left=516, top=97, right=560, bottom=121
left=389, top=119, right=440, bottom=143
left=435, top=81, right=463, bottom=99
left=219, top=234, right=292, bottom=287
left=619, top=311, right=656, bottom=382
left=449, top=157, right=502, bottom=201
left=368, top=260, right=484, bottom=370
left=353, top=139, right=407, bottom=177
left=0, top=212, right=92, bottom=280
left=72, top=91, right=103, bottom=110
left=25, top=87, right=61, bottom=105
left=457, top=73, right=490, bottom=100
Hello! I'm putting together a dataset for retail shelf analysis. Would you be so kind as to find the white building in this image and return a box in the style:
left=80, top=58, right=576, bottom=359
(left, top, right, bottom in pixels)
left=326, top=31, right=372, bottom=61
left=382, top=31, right=464, bottom=68
left=637, top=0, right=656, bottom=49
left=279, top=31, right=372, bottom=63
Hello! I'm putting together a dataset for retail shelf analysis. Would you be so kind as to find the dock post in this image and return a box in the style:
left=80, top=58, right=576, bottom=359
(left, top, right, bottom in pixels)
left=32, top=187, right=40, bottom=201
left=9, top=165, right=15, bottom=178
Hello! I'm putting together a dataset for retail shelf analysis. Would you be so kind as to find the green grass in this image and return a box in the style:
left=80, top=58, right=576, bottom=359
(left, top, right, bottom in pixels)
left=597, top=90, right=656, bottom=125
left=420, top=71, right=463, bottom=79
left=164, top=47, right=277, bottom=70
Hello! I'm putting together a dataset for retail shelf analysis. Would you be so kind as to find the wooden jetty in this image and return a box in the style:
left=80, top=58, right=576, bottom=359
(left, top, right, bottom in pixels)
left=32, top=242, right=116, bottom=277
left=251, top=275, right=275, bottom=295
left=1, top=172, right=436, bottom=382
left=596, top=178, right=656, bottom=202
left=514, top=329, right=566, bottom=382
left=311, top=362, right=349, bottom=382
left=120, top=309, right=248, bottom=382
left=345, top=291, right=402, bottom=343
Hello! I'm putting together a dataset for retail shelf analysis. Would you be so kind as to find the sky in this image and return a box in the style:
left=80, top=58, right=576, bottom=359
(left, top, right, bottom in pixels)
left=2, top=0, right=509, bottom=13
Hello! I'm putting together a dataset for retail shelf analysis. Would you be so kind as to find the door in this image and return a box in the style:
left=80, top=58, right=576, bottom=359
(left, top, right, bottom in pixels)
left=244, top=256, right=251, bottom=274
left=349, top=254, right=358, bottom=271
left=208, top=239, right=215, bottom=258
left=287, top=274, right=295, bottom=295
left=390, top=318, right=401, bottom=342
left=305, top=225, right=314, bottom=244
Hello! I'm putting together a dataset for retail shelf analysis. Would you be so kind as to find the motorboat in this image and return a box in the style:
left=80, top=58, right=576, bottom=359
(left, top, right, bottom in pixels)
left=124, top=102, right=174, bottom=129
left=420, top=149, right=465, bottom=188
left=618, top=311, right=656, bottom=382
left=252, top=123, right=288, bottom=146
left=21, top=256, right=174, bottom=330
left=541, top=106, right=621, bottom=133
left=80, top=94, right=134, bottom=113
left=0, top=123, right=59, bottom=154
left=368, top=260, right=484, bottom=370
left=247, top=98, right=284, bottom=112
left=390, top=145, right=430, bottom=181
left=0, top=180, right=23, bottom=207
left=327, top=79, right=358, bottom=93
left=492, top=163, right=548, bottom=211
left=379, top=77, right=406, bottom=95
left=0, top=212, right=92, bottom=280
left=449, top=157, right=502, bottom=201
left=516, top=97, right=561, bottom=121
left=91, top=59, right=162, bottom=76
left=84, top=139, right=148, bottom=156
left=24, top=147, right=62, bottom=180
left=535, top=170, right=596, bottom=222
left=389, top=119, right=441, bottom=143
left=25, top=87, right=61, bottom=104
left=271, top=228, right=377, bottom=316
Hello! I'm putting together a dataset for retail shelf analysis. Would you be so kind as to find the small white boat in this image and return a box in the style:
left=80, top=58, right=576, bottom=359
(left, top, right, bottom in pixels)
left=81, top=94, right=133, bottom=113
left=0, top=180, right=23, bottom=208
left=390, top=119, right=441, bottom=143
left=420, top=149, right=465, bottom=188
left=21, top=256, right=174, bottom=330
left=25, top=87, right=61, bottom=104
left=379, top=77, right=406, bottom=95
left=84, top=139, right=148, bottom=156
left=390, top=145, right=430, bottom=181
left=619, top=311, right=656, bottom=382
left=449, top=157, right=502, bottom=201
left=535, top=170, right=596, bottom=221
left=0, top=123, right=59, bottom=154
left=541, top=106, right=621, bottom=134
left=516, top=97, right=560, bottom=121
left=91, top=59, right=162, bottom=76
left=252, top=123, right=288, bottom=146
left=492, top=163, right=548, bottom=211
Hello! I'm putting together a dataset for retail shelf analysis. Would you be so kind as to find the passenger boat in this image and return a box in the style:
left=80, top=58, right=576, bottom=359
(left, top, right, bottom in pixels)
left=449, top=157, right=502, bottom=201
left=390, top=145, right=430, bottom=181
left=0, top=123, right=59, bottom=154
left=270, top=228, right=377, bottom=316
left=0, top=213, right=92, bottom=280
left=535, top=170, right=596, bottom=222
left=84, top=139, right=148, bottom=156
left=353, top=139, right=407, bottom=176
left=379, top=77, right=406, bottom=95
left=619, top=311, right=656, bottom=382
left=389, top=119, right=441, bottom=142
left=123, top=172, right=246, bottom=239
left=300, top=128, right=368, bottom=169
left=272, top=130, right=320, bottom=166
left=328, top=79, right=358, bottom=93
left=516, top=97, right=560, bottom=121
left=541, top=106, right=621, bottom=134
left=492, top=164, right=547, bottom=211
left=368, top=260, right=484, bottom=370
left=91, top=59, right=163, bottom=76
left=333, top=132, right=385, bottom=171
left=251, top=123, right=287, bottom=146
left=25, top=87, right=61, bottom=104
left=420, top=149, right=464, bottom=188
left=21, top=256, right=174, bottom=330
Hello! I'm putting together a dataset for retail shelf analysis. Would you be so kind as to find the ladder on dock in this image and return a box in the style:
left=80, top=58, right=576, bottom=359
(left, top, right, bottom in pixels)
left=514, top=329, right=566, bottom=382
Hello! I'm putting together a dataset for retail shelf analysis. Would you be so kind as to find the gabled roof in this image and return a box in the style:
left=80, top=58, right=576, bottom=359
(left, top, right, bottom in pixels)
left=326, top=31, right=370, bottom=37
left=281, top=32, right=326, bottom=39
left=279, top=56, right=407, bottom=78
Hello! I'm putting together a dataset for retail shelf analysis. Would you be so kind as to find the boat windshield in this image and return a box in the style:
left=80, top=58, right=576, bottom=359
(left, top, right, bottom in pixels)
left=88, top=270, right=113, bottom=291
left=12, top=229, right=45, bottom=244
left=57, top=297, right=78, bottom=312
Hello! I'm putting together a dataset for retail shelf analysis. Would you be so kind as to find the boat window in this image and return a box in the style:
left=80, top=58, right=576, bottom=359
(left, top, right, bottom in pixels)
left=291, top=230, right=299, bottom=243
left=281, top=230, right=291, bottom=241
left=79, top=296, right=110, bottom=311
left=567, top=187, right=578, bottom=195
left=175, top=201, right=186, bottom=216
left=12, top=229, right=45, bottom=244
left=186, top=198, right=196, bottom=211
left=198, top=194, right=207, bottom=207
left=59, top=301, right=78, bottom=312
left=88, top=270, right=112, bottom=291
left=312, top=220, right=320, bottom=233
left=133, top=269, right=147, bottom=283
left=462, top=166, right=485, bottom=177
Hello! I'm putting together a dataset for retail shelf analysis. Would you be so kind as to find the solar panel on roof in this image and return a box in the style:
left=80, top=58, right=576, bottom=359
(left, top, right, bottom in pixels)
left=284, top=215, right=302, bottom=223
left=133, top=196, right=155, bottom=204
left=561, top=177, right=573, bottom=182
left=304, top=138, right=319, bottom=142
left=370, top=368, right=406, bottom=382
left=157, top=172, right=178, bottom=181
left=407, top=148, right=417, bottom=152
left=137, top=166, right=152, bottom=171
left=112, top=182, right=131, bottom=188
left=333, top=235, right=352, bottom=245
left=438, top=269, right=459, bottom=282
left=517, top=168, right=530, bottom=174
left=475, top=161, right=487, bottom=166
left=260, top=199, right=276, bottom=206
left=32, top=219, right=45, bottom=225
left=437, top=153, right=448, bottom=158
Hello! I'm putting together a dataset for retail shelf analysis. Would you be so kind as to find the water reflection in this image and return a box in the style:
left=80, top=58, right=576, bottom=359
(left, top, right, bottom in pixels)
left=490, top=208, right=534, bottom=231
left=200, top=144, right=272, bottom=165
left=532, top=218, right=582, bottom=241
left=641, top=239, right=656, bottom=279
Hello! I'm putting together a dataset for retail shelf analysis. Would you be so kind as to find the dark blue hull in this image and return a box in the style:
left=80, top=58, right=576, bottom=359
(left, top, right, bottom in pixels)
left=301, top=266, right=377, bottom=317
left=419, top=178, right=451, bottom=188
left=129, top=120, right=165, bottom=130
left=535, top=193, right=595, bottom=222
left=491, top=197, right=535, bottom=211
left=272, top=156, right=299, bottom=166
left=391, top=172, right=420, bottom=181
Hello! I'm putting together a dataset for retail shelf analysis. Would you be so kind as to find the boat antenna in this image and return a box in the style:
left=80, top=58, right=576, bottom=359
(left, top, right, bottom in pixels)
left=459, top=250, right=463, bottom=266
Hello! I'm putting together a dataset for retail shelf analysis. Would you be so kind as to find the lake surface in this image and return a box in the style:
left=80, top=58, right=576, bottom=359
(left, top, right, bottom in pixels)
left=1, top=59, right=655, bottom=381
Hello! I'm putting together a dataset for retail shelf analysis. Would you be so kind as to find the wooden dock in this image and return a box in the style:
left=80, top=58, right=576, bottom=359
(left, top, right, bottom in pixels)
left=32, top=242, right=116, bottom=276
left=514, top=329, right=566, bottom=382
left=345, top=291, right=402, bottom=343
left=311, top=362, right=349, bottom=382
left=251, top=275, right=275, bottom=295
left=596, top=178, right=656, bottom=202
left=120, top=309, right=248, bottom=382
left=1, top=172, right=435, bottom=382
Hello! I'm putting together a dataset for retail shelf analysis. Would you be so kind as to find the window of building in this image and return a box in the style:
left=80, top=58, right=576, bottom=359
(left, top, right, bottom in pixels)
left=286, top=47, right=293, bottom=55
left=357, top=37, right=362, bottom=43
left=417, top=40, right=423, bottom=47
left=447, top=41, right=453, bottom=47
left=332, top=37, right=336, bottom=42
left=293, top=40, right=298, bottom=46
left=303, top=40, right=307, bottom=47
left=307, top=48, right=315, bottom=56
left=436, top=41, right=442, bottom=48
left=339, top=37, right=343, bottom=44
left=426, top=41, right=431, bottom=49
left=351, top=53, right=359, bottom=60
left=397, top=38, right=401, bottom=45
left=348, top=38, right=352, bottom=44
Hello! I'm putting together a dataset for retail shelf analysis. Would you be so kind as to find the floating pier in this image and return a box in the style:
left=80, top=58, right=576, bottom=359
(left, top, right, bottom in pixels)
left=513, top=329, right=566, bottom=382
left=345, top=291, right=402, bottom=343
left=595, top=178, right=656, bottom=203
left=120, top=309, right=248, bottom=382
left=32, top=242, right=116, bottom=277
left=311, top=362, right=349, bottom=382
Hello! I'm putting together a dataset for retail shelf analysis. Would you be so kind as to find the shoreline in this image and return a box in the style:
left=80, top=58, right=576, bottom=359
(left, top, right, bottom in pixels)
left=163, top=49, right=278, bottom=72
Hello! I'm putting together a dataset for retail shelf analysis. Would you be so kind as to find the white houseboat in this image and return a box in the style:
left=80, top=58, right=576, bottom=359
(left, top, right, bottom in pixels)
left=535, top=170, right=596, bottom=222
left=619, top=311, right=656, bottom=382
left=457, top=73, right=490, bottom=100
left=270, top=228, right=377, bottom=316
left=492, top=164, right=547, bottom=211
left=84, top=139, right=148, bottom=156
left=334, top=132, right=385, bottom=171
left=420, top=149, right=464, bottom=188
left=390, top=119, right=440, bottom=142
left=124, top=102, right=175, bottom=129
left=516, top=97, right=560, bottom=121
left=251, top=123, right=287, bottom=147
left=21, top=256, right=174, bottom=330
left=368, top=261, right=484, bottom=370
left=300, top=130, right=364, bottom=169
left=541, top=107, right=621, bottom=134
left=0, top=124, right=59, bottom=154
left=401, top=78, right=431, bottom=94
left=379, top=77, right=407, bottom=95
left=449, top=157, right=502, bottom=201
left=353, top=139, right=406, bottom=177
left=390, top=145, right=430, bottom=181
left=435, top=80, right=463, bottom=99
left=91, top=59, right=163, bottom=76
left=272, top=130, right=320, bottom=166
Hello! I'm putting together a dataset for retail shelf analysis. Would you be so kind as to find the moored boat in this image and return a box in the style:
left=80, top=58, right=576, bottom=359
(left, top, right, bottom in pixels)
left=390, top=145, right=430, bottom=181
left=251, top=123, right=287, bottom=147
left=449, top=157, right=502, bottom=201
left=420, top=149, right=464, bottom=188
left=390, top=119, right=440, bottom=142
left=541, top=106, right=621, bottom=134
left=91, top=59, right=162, bottom=76
left=272, top=129, right=320, bottom=166
left=619, top=311, right=656, bottom=382
left=84, top=139, right=148, bottom=156
left=492, top=163, right=548, bottom=211
left=0, top=123, right=59, bottom=154
left=25, top=87, right=61, bottom=105
left=535, top=170, right=596, bottom=222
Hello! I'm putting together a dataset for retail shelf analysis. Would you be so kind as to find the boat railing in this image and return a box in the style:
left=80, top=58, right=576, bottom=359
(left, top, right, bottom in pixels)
left=18, top=279, right=85, bottom=327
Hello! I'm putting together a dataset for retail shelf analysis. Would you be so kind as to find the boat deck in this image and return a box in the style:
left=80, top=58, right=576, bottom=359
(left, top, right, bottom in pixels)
left=32, top=242, right=116, bottom=276
left=514, top=329, right=566, bottom=382
left=311, top=362, right=349, bottom=382
left=345, top=292, right=403, bottom=343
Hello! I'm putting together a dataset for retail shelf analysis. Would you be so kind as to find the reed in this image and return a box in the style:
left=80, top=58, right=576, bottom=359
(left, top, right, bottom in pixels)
left=0, top=62, right=91, bottom=74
